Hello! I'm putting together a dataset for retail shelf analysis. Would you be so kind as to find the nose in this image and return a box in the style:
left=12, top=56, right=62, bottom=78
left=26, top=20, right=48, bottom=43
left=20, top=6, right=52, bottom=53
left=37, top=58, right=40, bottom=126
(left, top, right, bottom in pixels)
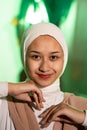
left=39, top=58, right=50, bottom=72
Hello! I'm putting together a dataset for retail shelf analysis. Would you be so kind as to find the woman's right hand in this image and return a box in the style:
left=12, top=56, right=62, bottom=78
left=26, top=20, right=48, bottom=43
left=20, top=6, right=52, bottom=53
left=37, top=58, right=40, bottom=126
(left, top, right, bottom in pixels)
left=8, top=80, right=45, bottom=110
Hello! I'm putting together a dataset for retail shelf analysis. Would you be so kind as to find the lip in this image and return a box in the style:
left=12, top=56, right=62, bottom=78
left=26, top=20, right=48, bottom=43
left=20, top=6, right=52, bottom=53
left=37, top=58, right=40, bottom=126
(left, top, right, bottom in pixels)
left=38, top=74, right=52, bottom=79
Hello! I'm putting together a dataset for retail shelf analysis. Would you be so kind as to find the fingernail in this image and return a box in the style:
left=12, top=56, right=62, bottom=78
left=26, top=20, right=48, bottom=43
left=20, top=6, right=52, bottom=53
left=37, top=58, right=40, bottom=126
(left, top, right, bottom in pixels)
left=42, top=98, right=46, bottom=102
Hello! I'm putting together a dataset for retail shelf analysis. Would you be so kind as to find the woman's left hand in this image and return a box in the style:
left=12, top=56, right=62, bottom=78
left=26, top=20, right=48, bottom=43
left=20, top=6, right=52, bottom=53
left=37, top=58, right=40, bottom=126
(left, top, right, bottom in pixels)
left=39, top=102, right=85, bottom=128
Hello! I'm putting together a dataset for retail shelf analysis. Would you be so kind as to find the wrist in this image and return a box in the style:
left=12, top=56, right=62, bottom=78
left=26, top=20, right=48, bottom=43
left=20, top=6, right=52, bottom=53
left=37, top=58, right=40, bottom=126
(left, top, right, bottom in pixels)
left=8, top=82, right=18, bottom=96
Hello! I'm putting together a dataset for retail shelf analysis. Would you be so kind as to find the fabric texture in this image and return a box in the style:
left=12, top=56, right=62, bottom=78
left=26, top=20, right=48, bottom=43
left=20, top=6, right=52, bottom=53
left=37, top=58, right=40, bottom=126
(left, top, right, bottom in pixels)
left=0, top=82, right=8, bottom=97
left=8, top=93, right=87, bottom=130
left=8, top=97, right=40, bottom=130
left=34, top=80, right=64, bottom=130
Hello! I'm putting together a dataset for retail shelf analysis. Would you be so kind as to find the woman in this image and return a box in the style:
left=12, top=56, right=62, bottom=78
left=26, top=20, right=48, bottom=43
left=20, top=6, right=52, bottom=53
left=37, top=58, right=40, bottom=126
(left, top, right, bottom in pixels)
left=0, top=22, right=87, bottom=130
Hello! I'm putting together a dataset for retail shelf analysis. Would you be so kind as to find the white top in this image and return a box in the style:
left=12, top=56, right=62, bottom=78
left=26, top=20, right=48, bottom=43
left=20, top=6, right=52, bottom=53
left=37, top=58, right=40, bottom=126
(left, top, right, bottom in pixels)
left=34, top=80, right=64, bottom=130
left=0, top=82, right=87, bottom=130
left=0, top=82, right=15, bottom=130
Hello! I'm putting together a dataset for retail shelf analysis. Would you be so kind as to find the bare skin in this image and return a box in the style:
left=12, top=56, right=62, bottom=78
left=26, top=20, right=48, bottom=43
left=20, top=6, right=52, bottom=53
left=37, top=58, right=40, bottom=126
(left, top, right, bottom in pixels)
left=26, top=35, right=64, bottom=87
left=39, top=102, right=85, bottom=128
left=8, top=80, right=45, bottom=110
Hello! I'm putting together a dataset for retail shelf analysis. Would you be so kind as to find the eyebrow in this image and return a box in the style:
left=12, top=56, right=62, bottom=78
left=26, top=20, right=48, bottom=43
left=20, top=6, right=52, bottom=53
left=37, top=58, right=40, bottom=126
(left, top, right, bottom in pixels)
left=28, top=50, right=62, bottom=54
left=28, top=50, right=40, bottom=54
left=51, top=51, right=62, bottom=54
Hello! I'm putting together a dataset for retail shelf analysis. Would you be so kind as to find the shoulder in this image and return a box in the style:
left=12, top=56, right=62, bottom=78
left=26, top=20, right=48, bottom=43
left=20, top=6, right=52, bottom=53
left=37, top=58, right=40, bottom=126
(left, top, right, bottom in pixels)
left=63, top=92, right=87, bottom=109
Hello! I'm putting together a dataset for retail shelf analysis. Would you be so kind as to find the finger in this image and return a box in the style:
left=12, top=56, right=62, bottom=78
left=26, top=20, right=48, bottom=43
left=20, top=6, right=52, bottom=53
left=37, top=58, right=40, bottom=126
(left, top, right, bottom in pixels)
left=30, top=87, right=45, bottom=104
left=40, top=105, right=58, bottom=125
left=21, top=81, right=45, bottom=103
left=39, top=105, right=55, bottom=117
left=33, top=92, right=43, bottom=110
left=54, top=116, right=73, bottom=124
left=41, top=104, right=62, bottom=124
left=40, top=122, right=50, bottom=128
left=29, top=91, right=44, bottom=110
left=47, top=107, right=73, bottom=124
left=46, top=105, right=61, bottom=122
left=35, top=89, right=45, bottom=103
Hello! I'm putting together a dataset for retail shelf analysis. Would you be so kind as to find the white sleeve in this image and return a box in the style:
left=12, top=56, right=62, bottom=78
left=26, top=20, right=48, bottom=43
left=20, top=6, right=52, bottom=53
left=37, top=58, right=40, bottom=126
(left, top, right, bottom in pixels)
left=82, top=110, right=87, bottom=127
left=0, top=98, right=15, bottom=130
left=0, top=82, right=8, bottom=109
left=0, top=82, right=8, bottom=97
left=0, top=82, right=8, bottom=124
left=0, top=82, right=15, bottom=130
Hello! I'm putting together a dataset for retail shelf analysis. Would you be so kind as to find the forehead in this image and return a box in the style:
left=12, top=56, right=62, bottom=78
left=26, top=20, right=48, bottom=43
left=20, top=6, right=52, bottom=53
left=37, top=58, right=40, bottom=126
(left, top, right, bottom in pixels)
left=28, top=35, right=63, bottom=52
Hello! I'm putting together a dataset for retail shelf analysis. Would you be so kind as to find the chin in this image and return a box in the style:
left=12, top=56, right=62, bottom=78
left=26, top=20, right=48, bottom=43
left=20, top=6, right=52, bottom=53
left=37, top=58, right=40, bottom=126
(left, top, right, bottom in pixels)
left=36, top=81, right=54, bottom=88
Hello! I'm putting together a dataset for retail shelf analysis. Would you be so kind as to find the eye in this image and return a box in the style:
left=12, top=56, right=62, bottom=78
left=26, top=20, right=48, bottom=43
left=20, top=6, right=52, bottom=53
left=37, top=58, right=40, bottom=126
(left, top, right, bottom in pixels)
left=50, top=55, right=59, bottom=61
left=32, top=55, right=41, bottom=60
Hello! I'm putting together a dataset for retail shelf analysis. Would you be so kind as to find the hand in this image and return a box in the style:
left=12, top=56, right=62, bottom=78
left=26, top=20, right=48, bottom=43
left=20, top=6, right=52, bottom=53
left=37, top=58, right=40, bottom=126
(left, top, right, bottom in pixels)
left=39, top=102, right=85, bottom=127
left=8, top=80, right=45, bottom=110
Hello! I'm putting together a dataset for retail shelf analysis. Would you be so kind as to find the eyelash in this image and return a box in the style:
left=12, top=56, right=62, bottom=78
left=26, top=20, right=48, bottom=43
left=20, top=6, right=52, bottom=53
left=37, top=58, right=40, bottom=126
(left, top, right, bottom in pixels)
left=31, top=55, right=41, bottom=60
left=50, top=56, right=59, bottom=61
left=30, top=55, right=59, bottom=61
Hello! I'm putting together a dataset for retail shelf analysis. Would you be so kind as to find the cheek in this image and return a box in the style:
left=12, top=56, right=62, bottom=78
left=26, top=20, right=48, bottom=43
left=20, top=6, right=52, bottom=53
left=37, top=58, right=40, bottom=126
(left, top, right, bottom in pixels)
left=54, top=60, right=64, bottom=74
left=26, top=60, right=38, bottom=74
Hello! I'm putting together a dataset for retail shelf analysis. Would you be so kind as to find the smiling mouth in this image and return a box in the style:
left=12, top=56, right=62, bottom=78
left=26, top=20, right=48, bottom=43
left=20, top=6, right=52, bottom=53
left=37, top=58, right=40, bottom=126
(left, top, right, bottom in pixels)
left=38, top=74, right=52, bottom=79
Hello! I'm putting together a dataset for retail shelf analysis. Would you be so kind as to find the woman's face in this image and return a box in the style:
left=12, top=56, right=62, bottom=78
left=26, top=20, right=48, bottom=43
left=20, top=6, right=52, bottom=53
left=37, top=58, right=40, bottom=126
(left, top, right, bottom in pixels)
left=26, top=35, right=64, bottom=87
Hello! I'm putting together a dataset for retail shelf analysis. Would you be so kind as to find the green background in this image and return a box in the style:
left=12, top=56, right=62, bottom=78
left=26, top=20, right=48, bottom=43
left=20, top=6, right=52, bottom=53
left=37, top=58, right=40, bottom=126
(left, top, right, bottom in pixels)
left=0, top=0, right=87, bottom=97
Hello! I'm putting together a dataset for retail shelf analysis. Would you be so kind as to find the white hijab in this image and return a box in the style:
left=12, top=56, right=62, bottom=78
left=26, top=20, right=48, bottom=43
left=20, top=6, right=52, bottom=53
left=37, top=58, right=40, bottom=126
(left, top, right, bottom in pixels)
left=22, top=22, right=68, bottom=130
left=22, top=22, right=68, bottom=75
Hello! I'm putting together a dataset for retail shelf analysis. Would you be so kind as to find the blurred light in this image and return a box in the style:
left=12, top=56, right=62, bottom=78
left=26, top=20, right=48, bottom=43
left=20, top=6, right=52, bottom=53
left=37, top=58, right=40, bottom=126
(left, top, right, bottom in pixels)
left=34, top=0, right=41, bottom=2
left=0, top=0, right=23, bottom=82
left=25, top=1, right=49, bottom=24
left=60, top=0, right=77, bottom=51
